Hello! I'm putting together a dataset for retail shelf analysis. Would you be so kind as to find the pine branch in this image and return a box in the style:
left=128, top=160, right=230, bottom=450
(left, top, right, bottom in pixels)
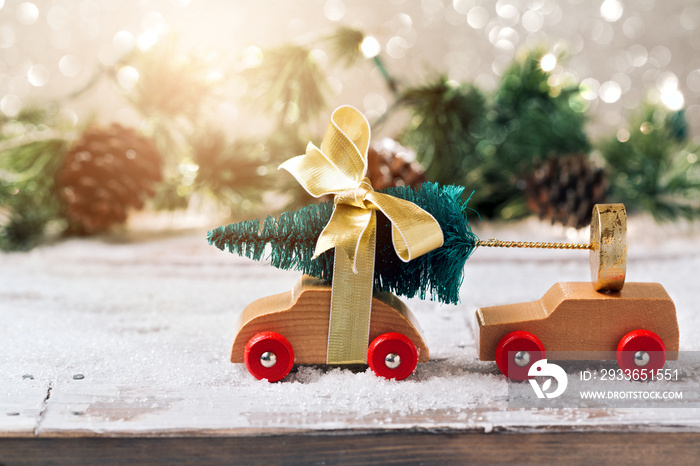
left=243, top=44, right=329, bottom=129
left=399, top=77, right=487, bottom=187
left=601, top=104, right=700, bottom=221
left=0, top=138, right=68, bottom=251
left=325, top=27, right=365, bottom=68
left=492, top=50, right=590, bottom=166
left=324, top=27, right=398, bottom=96
left=124, top=36, right=224, bottom=121
left=208, top=182, right=478, bottom=304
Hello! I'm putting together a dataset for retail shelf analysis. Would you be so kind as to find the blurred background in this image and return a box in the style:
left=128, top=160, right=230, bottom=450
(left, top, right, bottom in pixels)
left=1, top=0, right=699, bottom=251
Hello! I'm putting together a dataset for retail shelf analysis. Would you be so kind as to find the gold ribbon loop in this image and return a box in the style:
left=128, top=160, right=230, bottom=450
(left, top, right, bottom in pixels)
left=280, top=143, right=358, bottom=196
left=321, top=106, right=370, bottom=180
left=279, top=105, right=444, bottom=364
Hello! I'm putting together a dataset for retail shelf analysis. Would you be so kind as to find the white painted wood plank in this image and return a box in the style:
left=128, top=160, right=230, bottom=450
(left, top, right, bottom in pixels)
left=36, top=381, right=700, bottom=436
left=2, top=219, right=699, bottom=437
left=0, top=378, right=49, bottom=436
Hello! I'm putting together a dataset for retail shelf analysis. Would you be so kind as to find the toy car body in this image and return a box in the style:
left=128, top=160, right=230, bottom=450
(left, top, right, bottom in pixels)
left=475, top=282, right=679, bottom=380
left=231, top=275, right=429, bottom=381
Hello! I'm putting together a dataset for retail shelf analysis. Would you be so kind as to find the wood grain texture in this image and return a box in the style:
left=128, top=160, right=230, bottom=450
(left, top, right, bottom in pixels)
left=3, top=431, right=700, bottom=465
left=230, top=275, right=429, bottom=364
left=476, top=282, right=679, bottom=361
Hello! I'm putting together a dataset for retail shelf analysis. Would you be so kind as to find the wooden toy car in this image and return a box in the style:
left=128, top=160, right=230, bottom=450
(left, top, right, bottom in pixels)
left=474, top=204, right=680, bottom=381
left=475, top=282, right=680, bottom=381
left=231, top=275, right=429, bottom=381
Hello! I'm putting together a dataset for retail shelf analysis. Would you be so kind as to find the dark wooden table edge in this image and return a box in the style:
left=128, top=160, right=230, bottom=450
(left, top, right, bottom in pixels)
left=3, top=428, right=700, bottom=465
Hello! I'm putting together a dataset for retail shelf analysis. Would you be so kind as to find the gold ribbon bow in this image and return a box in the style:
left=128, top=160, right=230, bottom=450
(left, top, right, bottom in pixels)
left=280, top=105, right=444, bottom=364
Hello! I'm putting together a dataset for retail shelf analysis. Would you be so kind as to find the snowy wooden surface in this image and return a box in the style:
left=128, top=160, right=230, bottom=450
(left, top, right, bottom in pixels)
left=2, top=217, right=700, bottom=461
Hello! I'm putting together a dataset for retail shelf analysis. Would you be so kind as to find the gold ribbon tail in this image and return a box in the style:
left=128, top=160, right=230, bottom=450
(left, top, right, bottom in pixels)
left=278, top=105, right=444, bottom=365
left=327, top=213, right=376, bottom=364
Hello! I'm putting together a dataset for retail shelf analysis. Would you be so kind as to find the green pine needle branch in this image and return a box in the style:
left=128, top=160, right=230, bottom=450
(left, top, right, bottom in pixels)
left=601, top=104, right=700, bottom=221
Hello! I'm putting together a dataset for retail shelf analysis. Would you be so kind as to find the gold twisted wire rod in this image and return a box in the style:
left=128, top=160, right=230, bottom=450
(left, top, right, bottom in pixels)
left=476, top=239, right=592, bottom=250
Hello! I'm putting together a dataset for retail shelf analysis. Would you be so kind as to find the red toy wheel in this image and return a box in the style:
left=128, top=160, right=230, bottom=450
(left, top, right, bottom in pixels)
left=616, top=329, right=666, bottom=375
left=244, top=332, right=294, bottom=382
left=495, top=330, right=546, bottom=381
left=367, top=332, right=418, bottom=381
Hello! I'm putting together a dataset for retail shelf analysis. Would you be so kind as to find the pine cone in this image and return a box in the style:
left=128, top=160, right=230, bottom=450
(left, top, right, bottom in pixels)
left=366, top=138, right=426, bottom=191
left=56, top=124, right=162, bottom=233
left=525, top=154, right=608, bottom=229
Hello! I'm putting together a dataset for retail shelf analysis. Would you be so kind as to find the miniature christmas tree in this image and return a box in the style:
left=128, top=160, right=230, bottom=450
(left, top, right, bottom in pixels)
left=208, top=182, right=478, bottom=304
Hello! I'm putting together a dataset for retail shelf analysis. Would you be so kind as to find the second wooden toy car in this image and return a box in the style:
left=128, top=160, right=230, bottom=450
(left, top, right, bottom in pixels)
left=475, top=281, right=679, bottom=381
left=474, top=204, right=680, bottom=381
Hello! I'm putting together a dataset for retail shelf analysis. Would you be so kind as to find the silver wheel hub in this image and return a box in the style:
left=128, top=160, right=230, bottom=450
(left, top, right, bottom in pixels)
left=385, top=353, right=401, bottom=369
left=514, top=350, right=531, bottom=367
left=634, top=350, right=650, bottom=367
left=260, top=351, right=277, bottom=368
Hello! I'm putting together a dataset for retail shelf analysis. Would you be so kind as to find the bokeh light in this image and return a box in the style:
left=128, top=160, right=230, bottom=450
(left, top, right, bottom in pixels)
left=59, top=55, right=82, bottom=77
left=616, top=128, right=630, bottom=142
left=116, top=66, right=139, bottom=90
left=1, top=95, right=22, bottom=117
left=16, top=2, right=39, bottom=25
left=580, top=78, right=600, bottom=101
left=27, top=64, right=50, bottom=87
left=522, top=10, right=544, bottom=33
left=600, top=0, right=624, bottom=23
left=0, top=0, right=696, bottom=139
left=240, top=46, right=263, bottom=69
left=540, top=54, right=557, bottom=72
left=360, top=36, right=380, bottom=59
left=137, top=31, right=159, bottom=51
left=113, top=30, right=136, bottom=55
left=662, top=90, right=685, bottom=111
left=324, top=0, right=345, bottom=21
left=386, top=36, right=409, bottom=59
left=600, top=81, right=622, bottom=104
left=466, top=6, right=489, bottom=29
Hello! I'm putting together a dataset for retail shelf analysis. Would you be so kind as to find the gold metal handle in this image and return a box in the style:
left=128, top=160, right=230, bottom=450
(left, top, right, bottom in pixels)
left=475, top=204, right=627, bottom=292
